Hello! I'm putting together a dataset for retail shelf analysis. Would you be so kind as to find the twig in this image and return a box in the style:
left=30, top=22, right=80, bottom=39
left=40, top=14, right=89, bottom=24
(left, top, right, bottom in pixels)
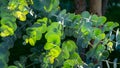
left=102, top=60, right=120, bottom=64
left=106, top=60, right=110, bottom=68
left=26, top=62, right=35, bottom=68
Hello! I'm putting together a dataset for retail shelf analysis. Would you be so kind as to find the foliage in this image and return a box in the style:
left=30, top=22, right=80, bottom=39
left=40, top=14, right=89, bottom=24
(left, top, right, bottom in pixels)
left=0, top=0, right=120, bottom=68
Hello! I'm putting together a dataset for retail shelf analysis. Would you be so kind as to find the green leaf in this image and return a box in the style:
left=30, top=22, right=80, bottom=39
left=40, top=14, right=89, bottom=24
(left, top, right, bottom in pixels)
left=81, top=11, right=90, bottom=18
left=66, top=13, right=76, bottom=21
left=44, top=0, right=53, bottom=12
left=102, top=51, right=109, bottom=58
left=52, top=0, right=59, bottom=9
left=28, top=38, right=35, bottom=46
left=47, top=22, right=60, bottom=31
left=107, top=42, right=113, bottom=50
left=8, top=0, right=19, bottom=10
left=8, top=66, right=17, bottom=68
left=70, top=52, right=83, bottom=65
left=0, top=25, right=14, bottom=37
left=44, top=43, right=55, bottom=50
left=62, top=40, right=77, bottom=52
left=97, top=33, right=106, bottom=40
left=47, top=24, right=61, bottom=36
left=63, top=59, right=76, bottom=67
left=37, top=17, right=48, bottom=24
left=62, top=47, right=70, bottom=59
left=86, top=46, right=96, bottom=58
left=58, top=10, right=67, bottom=17
left=49, top=46, right=61, bottom=57
left=45, top=31, right=60, bottom=45
left=93, top=28, right=102, bottom=36
left=104, top=22, right=119, bottom=31
left=97, top=16, right=106, bottom=25
left=36, top=30, right=42, bottom=40
left=91, top=14, right=98, bottom=23
left=81, top=25, right=89, bottom=35
left=95, top=45, right=105, bottom=57
left=99, top=50, right=109, bottom=60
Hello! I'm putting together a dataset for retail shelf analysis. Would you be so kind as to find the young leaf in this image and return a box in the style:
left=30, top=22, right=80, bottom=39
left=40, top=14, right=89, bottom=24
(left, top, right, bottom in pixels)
left=97, top=33, right=106, bottom=40
left=14, top=11, right=26, bottom=21
left=93, top=28, right=102, bottom=36
left=0, top=25, right=14, bottom=37
left=28, top=38, right=35, bottom=46
left=49, top=46, right=61, bottom=57
left=44, top=43, right=55, bottom=50
left=45, top=31, right=60, bottom=45
left=49, top=56, right=55, bottom=64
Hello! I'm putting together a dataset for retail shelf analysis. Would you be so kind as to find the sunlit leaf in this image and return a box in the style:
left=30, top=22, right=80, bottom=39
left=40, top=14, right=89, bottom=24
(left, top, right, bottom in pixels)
left=104, top=22, right=119, bottom=31
left=14, top=11, right=26, bottom=21
left=39, top=24, right=47, bottom=33
left=107, top=42, right=113, bottom=49
left=97, top=16, right=106, bottom=25
left=8, top=0, right=19, bottom=10
left=28, top=38, right=35, bottom=46
left=44, top=43, right=55, bottom=50
left=37, top=17, right=48, bottom=24
left=36, top=30, right=42, bottom=40
left=81, top=25, right=89, bottom=35
left=45, top=31, right=60, bottom=45
left=97, top=33, right=106, bottom=40
left=49, top=56, right=55, bottom=64
left=47, top=22, right=60, bottom=31
left=93, top=28, right=102, bottom=36
left=49, top=46, right=61, bottom=57
left=0, top=25, right=14, bottom=37
left=1, top=19, right=17, bottom=31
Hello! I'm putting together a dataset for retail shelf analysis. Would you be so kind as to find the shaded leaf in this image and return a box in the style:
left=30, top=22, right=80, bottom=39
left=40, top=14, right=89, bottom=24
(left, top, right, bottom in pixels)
left=81, top=11, right=90, bottom=18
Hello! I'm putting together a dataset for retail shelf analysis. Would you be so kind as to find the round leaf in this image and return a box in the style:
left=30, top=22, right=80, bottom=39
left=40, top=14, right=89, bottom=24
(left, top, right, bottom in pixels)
left=8, top=66, right=17, bottom=68
left=44, top=43, right=55, bottom=50
left=49, top=46, right=61, bottom=57
left=45, top=31, right=60, bottom=45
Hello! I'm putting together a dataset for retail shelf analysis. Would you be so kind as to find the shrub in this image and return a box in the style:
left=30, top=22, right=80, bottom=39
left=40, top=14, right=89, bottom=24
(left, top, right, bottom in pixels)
left=0, top=0, right=120, bottom=68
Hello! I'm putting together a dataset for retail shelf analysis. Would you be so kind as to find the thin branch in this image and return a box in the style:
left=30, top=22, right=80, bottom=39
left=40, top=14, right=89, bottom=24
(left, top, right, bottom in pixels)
left=106, top=60, right=110, bottom=68
left=102, top=60, right=120, bottom=65
left=26, top=62, right=35, bottom=68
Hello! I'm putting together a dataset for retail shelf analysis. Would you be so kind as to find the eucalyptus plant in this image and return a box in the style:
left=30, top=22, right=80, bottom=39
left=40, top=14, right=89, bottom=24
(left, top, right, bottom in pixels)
left=0, top=0, right=120, bottom=68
